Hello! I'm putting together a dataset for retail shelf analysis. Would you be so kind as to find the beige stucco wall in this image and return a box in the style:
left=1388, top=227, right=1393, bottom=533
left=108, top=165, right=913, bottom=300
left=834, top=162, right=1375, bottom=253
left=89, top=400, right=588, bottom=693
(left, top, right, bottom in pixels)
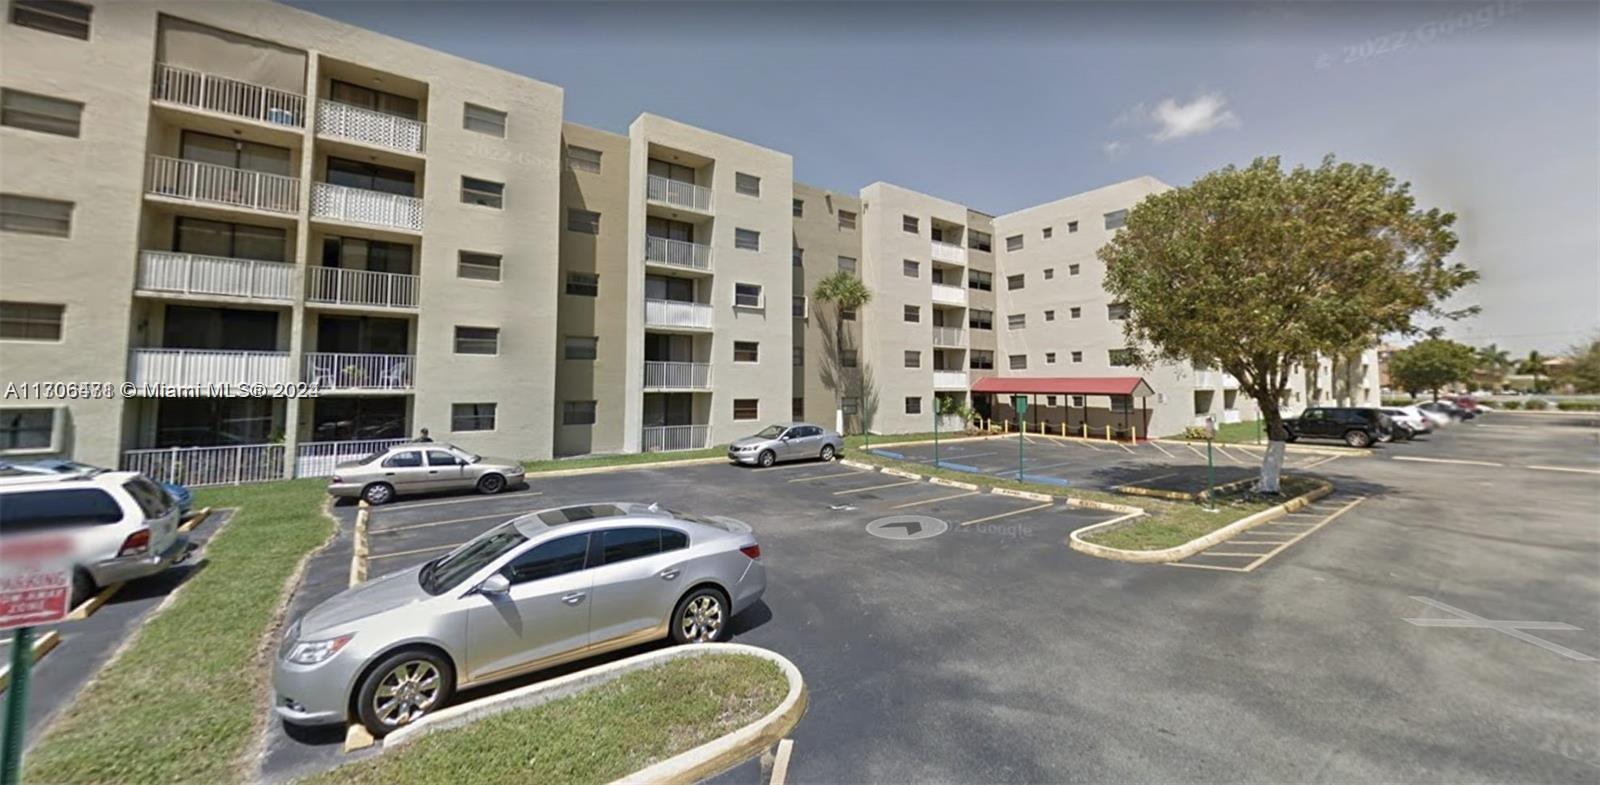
left=791, top=182, right=863, bottom=429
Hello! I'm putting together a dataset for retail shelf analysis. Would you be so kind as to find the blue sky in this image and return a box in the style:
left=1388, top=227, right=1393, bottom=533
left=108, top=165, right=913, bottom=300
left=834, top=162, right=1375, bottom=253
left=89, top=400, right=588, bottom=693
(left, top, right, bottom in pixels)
left=294, top=1, right=1597, bottom=354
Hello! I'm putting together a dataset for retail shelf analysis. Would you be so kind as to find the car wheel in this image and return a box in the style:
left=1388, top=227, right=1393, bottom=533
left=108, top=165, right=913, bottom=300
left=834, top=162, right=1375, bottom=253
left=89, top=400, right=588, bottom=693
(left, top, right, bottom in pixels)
left=70, top=568, right=96, bottom=608
left=819, top=444, right=836, bottom=462
left=670, top=587, right=728, bottom=644
left=355, top=648, right=455, bottom=737
left=1284, top=432, right=1299, bottom=443
left=361, top=482, right=395, bottom=505
left=1345, top=430, right=1372, bottom=448
left=758, top=450, right=776, bottom=468
left=476, top=473, right=506, bottom=495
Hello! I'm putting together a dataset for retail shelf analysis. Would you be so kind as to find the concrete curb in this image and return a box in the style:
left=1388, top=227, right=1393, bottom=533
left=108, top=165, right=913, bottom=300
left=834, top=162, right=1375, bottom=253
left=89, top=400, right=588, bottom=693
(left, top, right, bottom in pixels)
left=382, top=644, right=805, bottom=785
left=1066, top=480, right=1334, bottom=563
left=838, top=459, right=877, bottom=471
left=1065, top=497, right=1145, bottom=515
left=928, top=476, right=979, bottom=491
left=1157, top=439, right=1369, bottom=458
left=882, top=467, right=921, bottom=480
left=992, top=487, right=1053, bottom=503
left=1113, top=476, right=1255, bottom=502
left=524, top=455, right=730, bottom=479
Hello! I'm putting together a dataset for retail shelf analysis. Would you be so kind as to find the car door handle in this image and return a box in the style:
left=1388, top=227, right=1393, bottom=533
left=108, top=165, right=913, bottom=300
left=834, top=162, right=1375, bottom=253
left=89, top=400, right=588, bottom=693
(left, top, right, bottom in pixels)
left=561, top=591, right=586, bottom=605
left=659, top=568, right=680, bottom=580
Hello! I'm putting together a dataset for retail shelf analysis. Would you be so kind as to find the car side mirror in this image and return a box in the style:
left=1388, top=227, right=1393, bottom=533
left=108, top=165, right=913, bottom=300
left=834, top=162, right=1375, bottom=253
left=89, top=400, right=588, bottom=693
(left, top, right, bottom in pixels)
left=780, top=434, right=792, bottom=441
left=477, top=573, right=510, bottom=596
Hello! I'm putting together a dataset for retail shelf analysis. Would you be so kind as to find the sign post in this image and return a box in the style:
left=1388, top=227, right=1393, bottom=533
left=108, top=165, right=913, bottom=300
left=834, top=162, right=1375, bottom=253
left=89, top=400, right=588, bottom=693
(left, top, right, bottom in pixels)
left=1012, top=395, right=1028, bottom=481
left=1, top=534, right=73, bottom=785
left=1203, top=415, right=1218, bottom=512
left=932, top=407, right=940, bottom=468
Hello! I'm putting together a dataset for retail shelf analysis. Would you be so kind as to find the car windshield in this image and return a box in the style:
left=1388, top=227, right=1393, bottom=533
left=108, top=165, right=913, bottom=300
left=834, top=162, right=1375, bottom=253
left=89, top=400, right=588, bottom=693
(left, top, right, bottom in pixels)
left=419, top=522, right=528, bottom=595
left=755, top=425, right=787, bottom=439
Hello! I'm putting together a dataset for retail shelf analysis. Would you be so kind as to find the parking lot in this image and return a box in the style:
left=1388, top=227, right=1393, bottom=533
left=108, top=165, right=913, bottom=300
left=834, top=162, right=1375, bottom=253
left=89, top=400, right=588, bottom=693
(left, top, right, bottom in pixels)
left=248, top=413, right=1599, bottom=783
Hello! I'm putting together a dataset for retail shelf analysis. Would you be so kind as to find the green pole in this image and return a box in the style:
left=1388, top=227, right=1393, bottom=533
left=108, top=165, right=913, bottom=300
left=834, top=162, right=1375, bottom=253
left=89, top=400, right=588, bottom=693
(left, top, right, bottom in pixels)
left=1206, top=439, right=1217, bottom=512
left=933, top=406, right=940, bottom=468
left=2, top=625, right=34, bottom=785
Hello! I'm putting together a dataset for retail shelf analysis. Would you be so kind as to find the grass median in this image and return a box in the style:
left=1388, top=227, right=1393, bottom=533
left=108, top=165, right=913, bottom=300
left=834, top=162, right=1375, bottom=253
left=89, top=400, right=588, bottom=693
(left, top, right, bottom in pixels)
left=24, top=479, right=332, bottom=785
left=303, top=653, right=787, bottom=785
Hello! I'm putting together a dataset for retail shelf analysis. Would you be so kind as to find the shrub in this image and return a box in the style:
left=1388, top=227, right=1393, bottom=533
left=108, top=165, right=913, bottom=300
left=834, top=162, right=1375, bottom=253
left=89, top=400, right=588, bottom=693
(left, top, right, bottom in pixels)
left=1557, top=401, right=1600, bottom=411
left=1499, top=400, right=1522, bottom=410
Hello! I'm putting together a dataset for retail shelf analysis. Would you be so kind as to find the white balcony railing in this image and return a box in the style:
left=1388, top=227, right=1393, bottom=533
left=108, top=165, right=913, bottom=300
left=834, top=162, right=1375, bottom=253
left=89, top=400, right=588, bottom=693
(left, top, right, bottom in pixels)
left=146, top=155, right=300, bottom=214
left=311, top=182, right=424, bottom=232
left=931, top=241, right=967, bottom=265
left=646, top=174, right=713, bottom=212
left=295, top=438, right=409, bottom=478
left=122, top=443, right=286, bottom=487
left=306, top=266, right=419, bottom=309
left=643, top=361, right=712, bottom=390
left=931, top=326, right=966, bottom=346
left=127, top=348, right=294, bottom=391
left=1222, top=409, right=1242, bottom=424
left=931, top=283, right=967, bottom=306
left=642, top=424, right=710, bottom=452
left=152, top=63, right=306, bottom=127
left=136, top=251, right=295, bottom=302
left=303, top=352, right=414, bottom=391
left=644, top=299, right=714, bottom=330
left=933, top=370, right=969, bottom=389
left=317, top=99, right=425, bottom=154
left=644, top=236, right=713, bottom=272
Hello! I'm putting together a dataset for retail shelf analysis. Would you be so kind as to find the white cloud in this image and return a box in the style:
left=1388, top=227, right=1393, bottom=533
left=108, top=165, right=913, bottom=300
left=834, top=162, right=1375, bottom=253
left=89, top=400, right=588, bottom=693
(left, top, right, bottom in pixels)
left=1145, top=91, right=1240, bottom=142
left=1102, top=140, right=1128, bottom=160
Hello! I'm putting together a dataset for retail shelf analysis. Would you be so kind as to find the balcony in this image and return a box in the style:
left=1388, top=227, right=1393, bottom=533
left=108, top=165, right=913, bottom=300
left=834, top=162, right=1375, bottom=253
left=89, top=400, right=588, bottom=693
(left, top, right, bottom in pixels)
left=146, top=155, right=300, bottom=214
left=644, top=236, right=713, bottom=273
left=303, top=352, right=414, bottom=391
left=646, top=175, right=713, bottom=213
left=642, top=424, right=709, bottom=452
left=643, top=361, right=712, bottom=391
left=311, top=182, right=424, bottom=232
left=930, top=241, right=967, bottom=265
left=127, top=348, right=294, bottom=391
left=931, top=326, right=966, bottom=347
left=933, top=370, right=969, bottom=389
left=306, top=266, right=419, bottom=309
left=931, top=283, right=966, bottom=306
left=152, top=63, right=306, bottom=128
left=136, top=251, right=295, bottom=303
left=644, top=299, right=714, bottom=330
left=122, top=443, right=287, bottom=487
left=316, top=100, right=426, bottom=155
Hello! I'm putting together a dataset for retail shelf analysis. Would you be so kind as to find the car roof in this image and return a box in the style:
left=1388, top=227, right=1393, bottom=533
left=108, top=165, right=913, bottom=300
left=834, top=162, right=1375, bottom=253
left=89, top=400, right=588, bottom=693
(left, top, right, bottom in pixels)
left=0, top=470, right=141, bottom=492
left=506, top=502, right=735, bottom=540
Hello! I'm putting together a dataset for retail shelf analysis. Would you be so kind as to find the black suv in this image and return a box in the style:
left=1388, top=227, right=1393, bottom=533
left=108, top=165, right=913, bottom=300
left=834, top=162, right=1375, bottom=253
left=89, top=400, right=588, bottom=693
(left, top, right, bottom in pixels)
left=1284, top=407, right=1392, bottom=448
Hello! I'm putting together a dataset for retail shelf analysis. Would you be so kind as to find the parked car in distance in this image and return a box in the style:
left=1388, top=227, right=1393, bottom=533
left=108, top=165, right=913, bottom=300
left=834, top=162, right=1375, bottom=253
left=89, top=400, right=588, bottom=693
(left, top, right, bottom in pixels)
left=327, top=443, right=525, bottom=505
left=1380, top=407, right=1431, bottom=439
left=0, top=471, right=187, bottom=605
left=1453, top=394, right=1484, bottom=414
left=728, top=422, right=844, bottom=467
left=1283, top=407, right=1393, bottom=448
left=1419, top=399, right=1474, bottom=421
left=0, top=459, right=192, bottom=515
left=1404, top=404, right=1452, bottom=428
left=273, top=502, right=765, bottom=736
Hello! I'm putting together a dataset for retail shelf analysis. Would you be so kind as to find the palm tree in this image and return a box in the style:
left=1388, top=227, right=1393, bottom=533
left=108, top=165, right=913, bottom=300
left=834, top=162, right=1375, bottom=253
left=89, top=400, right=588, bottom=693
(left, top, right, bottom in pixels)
left=812, top=271, right=873, bottom=432
left=1518, top=350, right=1547, bottom=393
left=1474, top=343, right=1512, bottom=391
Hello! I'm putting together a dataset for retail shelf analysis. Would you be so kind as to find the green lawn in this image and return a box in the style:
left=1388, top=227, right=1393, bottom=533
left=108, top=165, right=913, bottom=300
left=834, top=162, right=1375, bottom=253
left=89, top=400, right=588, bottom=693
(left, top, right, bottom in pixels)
left=23, top=479, right=332, bottom=785
left=1162, top=419, right=1266, bottom=444
left=303, top=654, right=787, bottom=785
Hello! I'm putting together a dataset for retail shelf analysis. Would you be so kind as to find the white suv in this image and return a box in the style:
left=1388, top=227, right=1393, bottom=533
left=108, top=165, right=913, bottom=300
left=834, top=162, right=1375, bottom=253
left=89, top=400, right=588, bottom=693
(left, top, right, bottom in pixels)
left=0, top=471, right=188, bottom=605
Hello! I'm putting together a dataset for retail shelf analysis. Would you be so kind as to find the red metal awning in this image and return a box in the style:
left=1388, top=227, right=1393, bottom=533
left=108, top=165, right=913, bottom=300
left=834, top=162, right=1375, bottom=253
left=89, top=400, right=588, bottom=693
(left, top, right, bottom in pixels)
left=970, top=376, right=1156, bottom=397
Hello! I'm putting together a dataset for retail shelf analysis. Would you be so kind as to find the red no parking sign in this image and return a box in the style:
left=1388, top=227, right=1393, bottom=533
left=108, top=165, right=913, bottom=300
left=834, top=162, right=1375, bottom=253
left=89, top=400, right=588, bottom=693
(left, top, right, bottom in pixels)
left=0, top=534, right=73, bottom=630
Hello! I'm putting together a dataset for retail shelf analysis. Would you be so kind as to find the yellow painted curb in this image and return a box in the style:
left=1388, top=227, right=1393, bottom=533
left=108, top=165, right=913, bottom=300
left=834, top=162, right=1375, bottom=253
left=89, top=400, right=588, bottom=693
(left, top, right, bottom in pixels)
left=67, top=582, right=124, bottom=621
left=992, top=487, right=1053, bottom=503
left=349, top=500, right=370, bottom=588
left=524, top=455, right=730, bottom=479
left=178, top=506, right=213, bottom=533
left=1067, top=480, right=1335, bottom=563
left=0, top=630, right=62, bottom=693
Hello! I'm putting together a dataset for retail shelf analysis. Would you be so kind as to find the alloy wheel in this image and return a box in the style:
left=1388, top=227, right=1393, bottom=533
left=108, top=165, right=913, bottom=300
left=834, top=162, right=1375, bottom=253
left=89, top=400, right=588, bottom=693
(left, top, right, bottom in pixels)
left=373, top=659, right=442, bottom=728
left=679, top=594, right=724, bottom=643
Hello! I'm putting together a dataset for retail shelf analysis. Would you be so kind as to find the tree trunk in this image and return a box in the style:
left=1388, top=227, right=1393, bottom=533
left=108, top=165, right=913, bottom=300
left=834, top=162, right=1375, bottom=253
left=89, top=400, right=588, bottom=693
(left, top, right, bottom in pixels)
left=1258, top=398, right=1289, bottom=493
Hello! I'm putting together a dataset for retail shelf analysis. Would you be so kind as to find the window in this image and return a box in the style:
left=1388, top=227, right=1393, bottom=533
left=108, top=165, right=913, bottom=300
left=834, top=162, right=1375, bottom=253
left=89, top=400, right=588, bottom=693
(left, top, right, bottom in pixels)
left=735, top=172, right=761, bottom=196
left=325, top=155, right=410, bottom=194
left=792, top=295, right=808, bottom=318
left=566, top=208, right=600, bottom=234
left=968, top=230, right=992, bottom=252
left=968, top=270, right=992, bottom=291
left=0, top=89, right=81, bottom=136
left=1104, top=209, right=1128, bottom=230
left=565, top=145, right=601, bottom=173
left=904, top=350, right=921, bottom=368
left=842, top=397, right=861, bottom=416
left=1109, top=348, right=1137, bottom=366
left=10, top=0, right=90, bottom=39
left=734, top=341, right=759, bottom=363
left=1046, top=352, right=1057, bottom=364
left=838, top=210, right=856, bottom=230
left=903, top=215, right=919, bottom=234
left=423, top=450, right=460, bottom=468
left=837, top=256, right=857, bottom=274
left=734, top=283, right=763, bottom=308
left=463, top=103, right=507, bottom=137
left=1006, top=234, right=1024, bottom=252
left=1111, top=397, right=1134, bottom=414
left=562, top=400, right=597, bottom=425
left=1072, top=395, right=1086, bottom=408
left=904, top=305, right=920, bottom=323
left=457, top=251, right=502, bottom=281
left=1009, top=354, right=1028, bottom=370
left=0, top=194, right=71, bottom=237
left=734, top=228, right=760, bottom=251
left=1045, top=396, right=1058, bottom=407
left=793, top=347, right=803, bottom=367
left=1045, top=310, right=1056, bottom=322
left=329, top=80, right=417, bottom=119
left=792, top=199, right=803, bottom=217
left=383, top=450, right=423, bottom=468
left=563, top=336, right=598, bottom=360
left=1070, top=307, right=1082, bottom=319
left=451, top=402, right=497, bottom=431
left=905, top=396, right=922, bottom=415
left=1107, top=302, right=1131, bottom=320
left=1069, top=263, right=1081, bottom=276
left=461, top=177, right=504, bottom=208
left=840, top=350, right=858, bottom=368
left=1007, top=313, right=1026, bottom=330
left=1043, top=227, right=1053, bottom=239
left=0, top=302, right=62, bottom=340
left=565, top=272, right=599, bottom=297
left=600, top=527, right=671, bottom=565
left=1043, top=267, right=1054, bottom=280
left=840, top=306, right=856, bottom=321
left=969, top=309, right=993, bottom=330
left=902, top=259, right=920, bottom=278
left=733, top=398, right=759, bottom=420
left=792, top=247, right=803, bottom=266
left=970, top=351, right=994, bottom=370
left=793, top=398, right=804, bottom=419
left=1068, top=220, right=1079, bottom=233
left=1007, top=274, right=1025, bottom=290
left=0, top=408, right=54, bottom=451
left=454, top=326, right=499, bottom=355
left=1071, top=351, right=1083, bottom=363
left=503, top=534, right=589, bottom=584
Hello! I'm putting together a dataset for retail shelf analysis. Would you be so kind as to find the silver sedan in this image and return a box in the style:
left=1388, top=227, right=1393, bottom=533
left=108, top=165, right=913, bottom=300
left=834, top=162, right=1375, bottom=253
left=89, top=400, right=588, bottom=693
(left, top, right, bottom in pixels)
left=327, top=443, right=526, bottom=505
left=728, top=422, right=844, bottom=467
left=272, top=502, right=765, bottom=736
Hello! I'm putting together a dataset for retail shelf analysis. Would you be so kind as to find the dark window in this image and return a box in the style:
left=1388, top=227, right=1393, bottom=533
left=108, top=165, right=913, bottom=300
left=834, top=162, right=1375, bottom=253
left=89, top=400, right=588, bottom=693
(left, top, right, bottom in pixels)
left=565, top=273, right=599, bottom=297
left=382, top=450, right=422, bottom=467
left=162, top=305, right=277, bottom=351
left=1006, top=234, right=1024, bottom=252
left=0, top=408, right=54, bottom=449
left=905, top=397, right=921, bottom=414
left=968, top=270, right=992, bottom=291
left=599, top=527, right=662, bottom=565
left=328, top=80, right=418, bottom=119
left=458, top=251, right=502, bottom=281
left=463, top=103, right=507, bottom=137
left=0, top=301, right=63, bottom=340
left=452, top=402, right=497, bottom=431
left=734, top=341, right=759, bottom=363
left=1107, top=302, right=1131, bottom=320
left=462, top=177, right=504, bottom=208
left=426, top=450, right=460, bottom=466
left=735, top=172, right=761, bottom=196
left=734, top=228, right=760, bottom=251
left=0, top=488, right=122, bottom=533
left=565, top=146, right=601, bottom=173
left=1007, top=274, right=1025, bottom=290
left=968, top=231, right=992, bottom=252
left=838, top=210, right=856, bottom=230
left=327, top=157, right=414, bottom=196
left=454, top=326, right=499, bottom=355
left=1009, top=354, right=1028, bottom=370
left=563, top=400, right=596, bottom=425
left=563, top=337, right=597, bottom=360
left=904, top=305, right=920, bottom=323
left=1067, top=220, right=1079, bottom=233
left=566, top=208, right=600, bottom=234
left=902, top=215, right=919, bottom=233
left=662, top=529, right=688, bottom=552
left=792, top=199, right=803, bottom=217
left=1069, top=263, right=1080, bottom=276
left=902, top=260, right=919, bottom=278
left=0, top=194, right=71, bottom=237
left=1043, top=227, right=1053, bottom=239
left=122, top=477, right=172, bottom=519
left=503, top=534, right=590, bottom=584
left=904, top=350, right=921, bottom=368
left=178, top=217, right=286, bottom=262
left=733, top=398, right=759, bottom=420
left=1044, top=268, right=1054, bottom=280
left=969, top=310, right=993, bottom=330
left=840, top=350, right=858, bottom=368
left=10, top=0, right=91, bottom=39
left=1104, top=209, right=1128, bottom=230
left=0, top=89, right=81, bottom=136
left=970, top=351, right=994, bottom=370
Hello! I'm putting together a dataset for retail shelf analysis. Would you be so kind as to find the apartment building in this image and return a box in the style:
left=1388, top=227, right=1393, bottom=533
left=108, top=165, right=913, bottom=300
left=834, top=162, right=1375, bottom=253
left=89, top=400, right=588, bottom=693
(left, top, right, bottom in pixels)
left=791, top=182, right=864, bottom=429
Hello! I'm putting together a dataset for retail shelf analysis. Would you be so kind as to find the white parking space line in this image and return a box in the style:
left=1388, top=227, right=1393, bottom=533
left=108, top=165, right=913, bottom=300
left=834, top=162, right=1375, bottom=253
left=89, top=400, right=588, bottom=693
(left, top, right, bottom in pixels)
left=890, top=490, right=979, bottom=508
left=1213, top=445, right=1246, bottom=464
left=958, top=501, right=1053, bottom=527
left=1149, top=441, right=1176, bottom=459
left=372, top=510, right=532, bottom=534
left=834, top=479, right=919, bottom=495
left=1526, top=465, right=1600, bottom=476
left=788, top=469, right=870, bottom=483
left=1240, top=497, right=1366, bottom=571
left=1392, top=456, right=1504, bottom=467
left=770, top=738, right=795, bottom=785
left=1168, top=560, right=1251, bottom=572
left=370, top=542, right=461, bottom=561
left=377, top=490, right=543, bottom=512
left=1186, top=444, right=1208, bottom=460
left=1300, top=455, right=1342, bottom=470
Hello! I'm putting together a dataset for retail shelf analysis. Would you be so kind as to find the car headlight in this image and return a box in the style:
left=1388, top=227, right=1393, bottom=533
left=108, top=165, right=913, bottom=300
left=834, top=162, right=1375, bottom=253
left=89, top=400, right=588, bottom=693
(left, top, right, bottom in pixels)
left=285, top=633, right=354, bottom=665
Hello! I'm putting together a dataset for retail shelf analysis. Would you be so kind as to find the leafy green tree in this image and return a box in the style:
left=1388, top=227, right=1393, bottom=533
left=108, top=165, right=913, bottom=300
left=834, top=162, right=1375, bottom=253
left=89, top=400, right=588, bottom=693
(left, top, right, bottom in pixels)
left=1388, top=339, right=1479, bottom=400
left=1099, top=155, right=1477, bottom=491
left=811, top=271, right=873, bottom=433
left=1518, top=350, right=1548, bottom=393
left=1473, top=343, right=1512, bottom=391
left=1555, top=337, right=1600, bottom=394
